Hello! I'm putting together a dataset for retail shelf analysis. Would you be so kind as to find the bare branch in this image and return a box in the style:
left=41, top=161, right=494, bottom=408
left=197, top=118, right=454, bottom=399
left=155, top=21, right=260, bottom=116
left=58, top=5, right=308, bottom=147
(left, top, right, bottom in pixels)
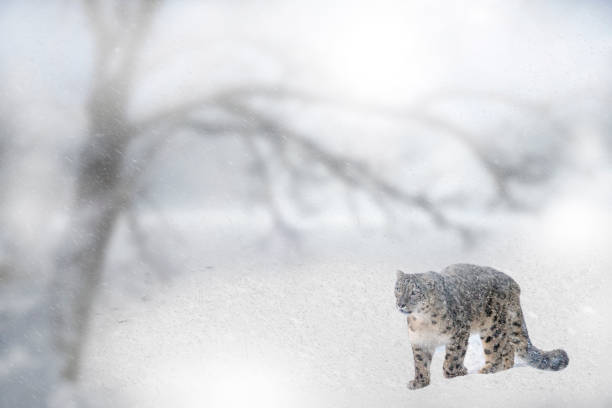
left=219, top=100, right=471, bottom=236
left=240, top=134, right=300, bottom=241
left=130, top=97, right=217, bottom=136
left=83, top=0, right=116, bottom=78
left=126, top=207, right=171, bottom=281
left=117, top=0, right=160, bottom=87
left=130, top=81, right=567, bottom=228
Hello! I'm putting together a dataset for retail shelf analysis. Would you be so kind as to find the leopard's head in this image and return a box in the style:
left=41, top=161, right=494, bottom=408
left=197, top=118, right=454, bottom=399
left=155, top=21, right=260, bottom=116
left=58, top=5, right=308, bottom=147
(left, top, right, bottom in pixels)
left=394, top=270, right=427, bottom=314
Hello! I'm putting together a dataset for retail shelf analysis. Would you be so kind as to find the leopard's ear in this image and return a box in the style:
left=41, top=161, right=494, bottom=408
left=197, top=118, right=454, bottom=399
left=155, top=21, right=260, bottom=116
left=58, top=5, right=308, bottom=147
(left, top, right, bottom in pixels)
left=396, top=270, right=405, bottom=280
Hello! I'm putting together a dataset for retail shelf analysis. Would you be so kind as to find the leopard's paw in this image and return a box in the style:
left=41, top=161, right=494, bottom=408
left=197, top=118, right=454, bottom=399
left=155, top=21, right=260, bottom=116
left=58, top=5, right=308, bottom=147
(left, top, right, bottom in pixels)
left=479, top=363, right=502, bottom=374
left=407, top=379, right=430, bottom=390
left=444, top=365, right=468, bottom=378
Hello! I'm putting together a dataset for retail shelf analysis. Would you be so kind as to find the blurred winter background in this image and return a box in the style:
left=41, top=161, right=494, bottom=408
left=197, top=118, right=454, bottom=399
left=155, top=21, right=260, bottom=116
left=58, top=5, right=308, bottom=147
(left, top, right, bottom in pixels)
left=1, top=0, right=612, bottom=407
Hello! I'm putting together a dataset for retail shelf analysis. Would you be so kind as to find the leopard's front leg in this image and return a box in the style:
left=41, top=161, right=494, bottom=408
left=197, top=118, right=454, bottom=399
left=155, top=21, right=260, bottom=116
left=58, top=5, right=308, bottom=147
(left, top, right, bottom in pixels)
left=408, top=345, right=434, bottom=389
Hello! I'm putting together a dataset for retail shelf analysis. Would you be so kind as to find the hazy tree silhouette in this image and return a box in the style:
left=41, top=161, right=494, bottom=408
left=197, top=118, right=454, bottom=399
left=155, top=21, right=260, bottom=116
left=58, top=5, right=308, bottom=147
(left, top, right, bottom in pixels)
left=40, top=0, right=579, bottom=386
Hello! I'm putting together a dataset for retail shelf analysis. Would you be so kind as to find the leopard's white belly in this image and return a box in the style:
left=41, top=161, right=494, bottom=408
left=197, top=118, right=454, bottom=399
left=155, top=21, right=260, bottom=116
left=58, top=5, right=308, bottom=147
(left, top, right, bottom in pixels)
left=406, top=313, right=451, bottom=346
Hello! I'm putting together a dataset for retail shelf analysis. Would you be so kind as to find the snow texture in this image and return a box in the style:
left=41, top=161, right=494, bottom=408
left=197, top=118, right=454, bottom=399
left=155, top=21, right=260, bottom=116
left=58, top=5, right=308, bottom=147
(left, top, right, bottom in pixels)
left=68, top=211, right=612, bottom=408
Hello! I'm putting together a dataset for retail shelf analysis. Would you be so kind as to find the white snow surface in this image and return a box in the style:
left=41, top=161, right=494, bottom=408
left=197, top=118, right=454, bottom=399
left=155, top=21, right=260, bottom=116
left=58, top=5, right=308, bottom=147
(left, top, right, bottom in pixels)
left=75, top=208, right=612, bottom=408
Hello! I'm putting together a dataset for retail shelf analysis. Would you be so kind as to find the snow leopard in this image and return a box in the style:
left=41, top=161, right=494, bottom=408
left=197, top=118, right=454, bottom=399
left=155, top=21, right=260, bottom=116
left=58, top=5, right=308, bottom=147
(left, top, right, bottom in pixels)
left=395, top=263, right=569, bottom=389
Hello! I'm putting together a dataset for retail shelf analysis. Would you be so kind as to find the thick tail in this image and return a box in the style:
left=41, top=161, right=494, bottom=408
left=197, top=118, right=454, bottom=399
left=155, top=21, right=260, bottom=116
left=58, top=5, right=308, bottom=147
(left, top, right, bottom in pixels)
left=509, top=303, right=569, bottom=371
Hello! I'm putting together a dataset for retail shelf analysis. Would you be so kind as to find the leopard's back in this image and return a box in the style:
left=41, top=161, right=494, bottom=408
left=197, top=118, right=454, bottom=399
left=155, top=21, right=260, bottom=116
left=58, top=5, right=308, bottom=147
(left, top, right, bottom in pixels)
left=439, top=263, right=521, bottom=328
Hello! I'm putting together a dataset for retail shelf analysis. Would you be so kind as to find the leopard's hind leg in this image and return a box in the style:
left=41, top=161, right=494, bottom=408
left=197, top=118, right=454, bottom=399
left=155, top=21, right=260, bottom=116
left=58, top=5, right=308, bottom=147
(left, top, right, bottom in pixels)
left=501, top=304, right=518, bottom=370
left=479, top=298, right=509, bottom=374
left=501, top=336, right=515, bottom=369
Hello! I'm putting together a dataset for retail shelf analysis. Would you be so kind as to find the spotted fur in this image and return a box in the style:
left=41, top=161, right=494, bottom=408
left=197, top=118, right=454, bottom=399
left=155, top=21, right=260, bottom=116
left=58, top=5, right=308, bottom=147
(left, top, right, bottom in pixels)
left=395, top=263, right=569, bottom=389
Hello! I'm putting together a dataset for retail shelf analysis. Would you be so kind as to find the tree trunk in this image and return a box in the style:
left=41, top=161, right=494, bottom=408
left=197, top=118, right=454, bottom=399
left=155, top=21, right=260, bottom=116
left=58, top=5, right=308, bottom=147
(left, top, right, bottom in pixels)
left=49, top=85, right=130, bottom=381
left=48, top=0, right=158, bottom=381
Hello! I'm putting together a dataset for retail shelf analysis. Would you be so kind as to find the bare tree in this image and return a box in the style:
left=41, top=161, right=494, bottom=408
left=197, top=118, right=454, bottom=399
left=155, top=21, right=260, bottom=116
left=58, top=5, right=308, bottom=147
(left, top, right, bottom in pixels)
left=47, top=0, right=570, bottom=385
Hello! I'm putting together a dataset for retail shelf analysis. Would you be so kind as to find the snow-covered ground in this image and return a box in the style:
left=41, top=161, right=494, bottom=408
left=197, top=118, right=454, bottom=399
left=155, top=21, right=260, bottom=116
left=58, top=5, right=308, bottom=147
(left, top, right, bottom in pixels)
left=76, top=199, right=612, bottom=408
